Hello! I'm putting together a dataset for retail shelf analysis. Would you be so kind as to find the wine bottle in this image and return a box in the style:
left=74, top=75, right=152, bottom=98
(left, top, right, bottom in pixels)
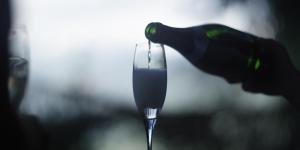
left=145, top=22, right=267, bottom=82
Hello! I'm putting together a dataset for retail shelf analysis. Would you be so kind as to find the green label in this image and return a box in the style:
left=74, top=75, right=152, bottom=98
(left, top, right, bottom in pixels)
left=254, top=58, right=261, bottom=71
left=247, top=56, right=262, bottom=71
left=206, top=29, right=225, bottom=39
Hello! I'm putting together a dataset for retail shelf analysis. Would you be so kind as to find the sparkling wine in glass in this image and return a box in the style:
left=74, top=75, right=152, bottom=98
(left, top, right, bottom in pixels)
left=133, top=42, right=167, bottom=150
left=8, top=25, right=30, bottom=110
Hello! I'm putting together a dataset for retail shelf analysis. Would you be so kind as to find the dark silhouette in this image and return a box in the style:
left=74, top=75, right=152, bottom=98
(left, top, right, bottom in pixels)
left=145, top=22, right=300, bottom=109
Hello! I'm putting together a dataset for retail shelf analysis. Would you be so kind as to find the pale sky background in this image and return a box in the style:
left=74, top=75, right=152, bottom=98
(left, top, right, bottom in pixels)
left=12, top=0, right=284, bottom=122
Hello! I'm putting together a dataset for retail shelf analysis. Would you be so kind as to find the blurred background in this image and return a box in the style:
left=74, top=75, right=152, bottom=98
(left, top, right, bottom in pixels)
left=10, top=0, right=300, bottom=149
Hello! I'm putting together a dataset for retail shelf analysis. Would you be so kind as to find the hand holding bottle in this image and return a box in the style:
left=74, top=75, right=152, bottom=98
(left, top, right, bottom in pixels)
left=241, top=39, right=300, bottom=107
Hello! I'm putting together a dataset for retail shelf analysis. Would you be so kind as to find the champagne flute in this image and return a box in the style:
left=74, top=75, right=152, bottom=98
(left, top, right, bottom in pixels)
left=133, top=42, right=167, bottom=150
left=8, top=25, right=30, bottom=110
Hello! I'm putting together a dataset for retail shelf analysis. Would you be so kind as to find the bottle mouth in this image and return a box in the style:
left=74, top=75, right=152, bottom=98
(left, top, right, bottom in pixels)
left=145, top=22, right=161, bottom=40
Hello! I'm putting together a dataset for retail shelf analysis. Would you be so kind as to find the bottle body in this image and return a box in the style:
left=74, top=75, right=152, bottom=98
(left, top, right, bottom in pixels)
left=145, top=23, right=265, bottom=82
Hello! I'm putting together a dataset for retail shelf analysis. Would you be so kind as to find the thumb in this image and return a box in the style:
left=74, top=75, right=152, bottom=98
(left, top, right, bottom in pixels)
left=242, top=77, right=262, bottom=93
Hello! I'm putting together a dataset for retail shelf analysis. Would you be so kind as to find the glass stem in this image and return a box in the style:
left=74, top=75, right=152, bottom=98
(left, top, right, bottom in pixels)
left=144, top=118, right=157, bottom=150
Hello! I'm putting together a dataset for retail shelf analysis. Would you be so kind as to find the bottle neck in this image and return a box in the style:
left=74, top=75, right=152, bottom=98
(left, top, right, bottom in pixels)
left=145, top=23, right=194, bottom=53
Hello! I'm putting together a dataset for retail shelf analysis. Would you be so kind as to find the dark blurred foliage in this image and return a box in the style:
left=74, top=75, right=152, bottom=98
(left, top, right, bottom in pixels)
left=10, top=85, right=300, bottom=149
left=19, top=89, right=300, bottom=150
